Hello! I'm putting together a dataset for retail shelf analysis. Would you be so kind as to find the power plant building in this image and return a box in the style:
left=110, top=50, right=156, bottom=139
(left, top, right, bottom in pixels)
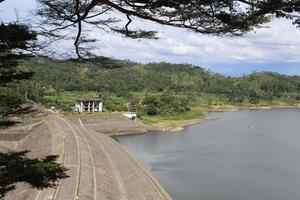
left=75, top=99, right=103, bottom=113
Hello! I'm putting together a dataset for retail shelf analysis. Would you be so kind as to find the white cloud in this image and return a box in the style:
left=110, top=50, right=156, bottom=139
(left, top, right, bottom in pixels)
left=1, top=0, right=300, bottom=75
left=82, top=17, right=300, bottom=68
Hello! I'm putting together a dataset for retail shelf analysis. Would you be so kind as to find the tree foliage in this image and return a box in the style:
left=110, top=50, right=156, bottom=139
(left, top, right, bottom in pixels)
left=36, top=0, right=300, bottom=58
left=0, top=23, right=36, bottom=86
left=0, top=6, right=68, bottom=199
left=0, top=22, right=38, bottom=120
left=21, top=57, right=300, bottom=110
left=0, top=151, right=68, bottom=199
left=142, top=93, right=190, bottom=115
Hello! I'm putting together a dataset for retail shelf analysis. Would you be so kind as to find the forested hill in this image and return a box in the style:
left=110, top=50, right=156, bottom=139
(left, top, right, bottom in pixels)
left=24, top=57, right=300, bottom=96
left=23, top=57, right=211, bottom=94
left=20, top=57, right=300, bottom=106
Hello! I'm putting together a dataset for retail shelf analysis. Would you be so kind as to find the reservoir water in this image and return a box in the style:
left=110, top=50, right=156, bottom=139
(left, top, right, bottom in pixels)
left=115, top=109, right=300, bottom=200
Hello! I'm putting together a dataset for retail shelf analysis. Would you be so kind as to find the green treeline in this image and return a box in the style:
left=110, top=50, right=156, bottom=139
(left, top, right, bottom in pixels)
left=26, top=57, right=300, bottom=95
left=3, top=57, right=300, bottom=116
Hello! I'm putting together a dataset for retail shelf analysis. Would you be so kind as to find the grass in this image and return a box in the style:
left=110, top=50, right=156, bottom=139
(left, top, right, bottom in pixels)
left=140, top=110, right=204, bottom=125
left=270, top=98, right=298, bottom=106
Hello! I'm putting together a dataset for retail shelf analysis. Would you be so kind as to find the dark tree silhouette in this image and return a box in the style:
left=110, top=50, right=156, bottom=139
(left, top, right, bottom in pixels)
left=0, top=23, right=38, bottom=122
left=0, top=22, right=69, bottom=198
left=0, top=3, right=68, bottom=198
left=0, top=23, right=36, bottom=86
left=36, top=0, right=300, bottom=58
left=0, top=151, right=68, bottom=199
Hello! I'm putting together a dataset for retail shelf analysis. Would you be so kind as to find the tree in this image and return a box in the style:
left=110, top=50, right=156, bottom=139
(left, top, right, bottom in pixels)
left=0, top=23, right=36, bottom=86
left=0, top=22, right=39, bottom=123
left=0, top=151, right=68, bottom=199
left=0, top=22, right=40, bottom=125
left=0, top=3, right=68, bottom=198
left=37, top=0, right=300, bottom=58
left=249, top=89, right=260, bottom=104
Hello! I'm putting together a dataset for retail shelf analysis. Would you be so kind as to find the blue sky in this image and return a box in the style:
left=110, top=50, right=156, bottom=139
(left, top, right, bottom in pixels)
left=1, top=0, right=300, bottom=76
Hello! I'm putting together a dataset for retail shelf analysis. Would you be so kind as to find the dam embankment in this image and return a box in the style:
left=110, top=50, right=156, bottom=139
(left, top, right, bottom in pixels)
left=0, top=113, right=173, bottom=200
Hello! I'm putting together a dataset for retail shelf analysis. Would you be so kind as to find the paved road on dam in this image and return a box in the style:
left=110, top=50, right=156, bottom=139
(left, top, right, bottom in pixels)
left=4, top=114, right=172, bottom=200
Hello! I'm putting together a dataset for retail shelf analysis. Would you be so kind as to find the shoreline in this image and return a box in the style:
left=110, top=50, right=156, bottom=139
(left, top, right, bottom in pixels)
left=112, top=105, right=300, bottom=136
left=149, top=115, right=212, bottom=132
left=3, top=105, right=298, bottom=138
left=12, top=104, right=297, bottom=138
left=108, top=134, right=173, bottom=200
left=0, top=114, right=174, bottom=200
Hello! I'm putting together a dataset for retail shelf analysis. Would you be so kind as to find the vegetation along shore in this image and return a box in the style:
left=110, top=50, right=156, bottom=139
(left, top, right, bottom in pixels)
left=2, top=56, right=300, bottom=132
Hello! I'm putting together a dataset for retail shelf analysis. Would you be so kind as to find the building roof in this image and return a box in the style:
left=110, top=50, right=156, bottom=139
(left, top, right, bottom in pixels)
left=76, top=99, right=102, bottom=102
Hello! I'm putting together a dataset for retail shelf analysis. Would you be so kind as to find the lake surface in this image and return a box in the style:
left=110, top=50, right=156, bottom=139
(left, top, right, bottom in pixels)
left=115, top=109, right=300, bottom=200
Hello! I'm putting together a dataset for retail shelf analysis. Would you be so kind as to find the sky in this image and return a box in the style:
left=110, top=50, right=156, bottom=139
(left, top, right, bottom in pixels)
left=1, top=0, right=300, bottom=76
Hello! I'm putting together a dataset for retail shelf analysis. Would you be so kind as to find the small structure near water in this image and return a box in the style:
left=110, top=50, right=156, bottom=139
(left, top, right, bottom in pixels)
left=75, top=99, right=103, bottom=113
left=122, top=112, right=137, bottom=120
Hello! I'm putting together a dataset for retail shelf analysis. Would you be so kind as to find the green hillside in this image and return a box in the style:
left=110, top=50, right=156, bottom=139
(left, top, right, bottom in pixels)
left=2, top=57, right=300, bottom=122
left=23, top=57, right=211, bottom=94
left=23, top=57, right=300, bottom=99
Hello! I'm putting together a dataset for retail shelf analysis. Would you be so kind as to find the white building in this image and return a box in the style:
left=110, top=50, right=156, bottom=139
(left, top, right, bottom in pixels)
left=75, top=99, right=103, bottom=113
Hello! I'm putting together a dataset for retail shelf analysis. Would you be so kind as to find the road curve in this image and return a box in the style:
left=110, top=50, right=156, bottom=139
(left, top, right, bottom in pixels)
left=68, top=116, right=173, bottom=200
left=3, top=114, right=173, bottom=200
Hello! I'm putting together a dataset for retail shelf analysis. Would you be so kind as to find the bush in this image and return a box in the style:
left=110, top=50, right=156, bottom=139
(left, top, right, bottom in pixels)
left=142, top=93, right=191, bottom=116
